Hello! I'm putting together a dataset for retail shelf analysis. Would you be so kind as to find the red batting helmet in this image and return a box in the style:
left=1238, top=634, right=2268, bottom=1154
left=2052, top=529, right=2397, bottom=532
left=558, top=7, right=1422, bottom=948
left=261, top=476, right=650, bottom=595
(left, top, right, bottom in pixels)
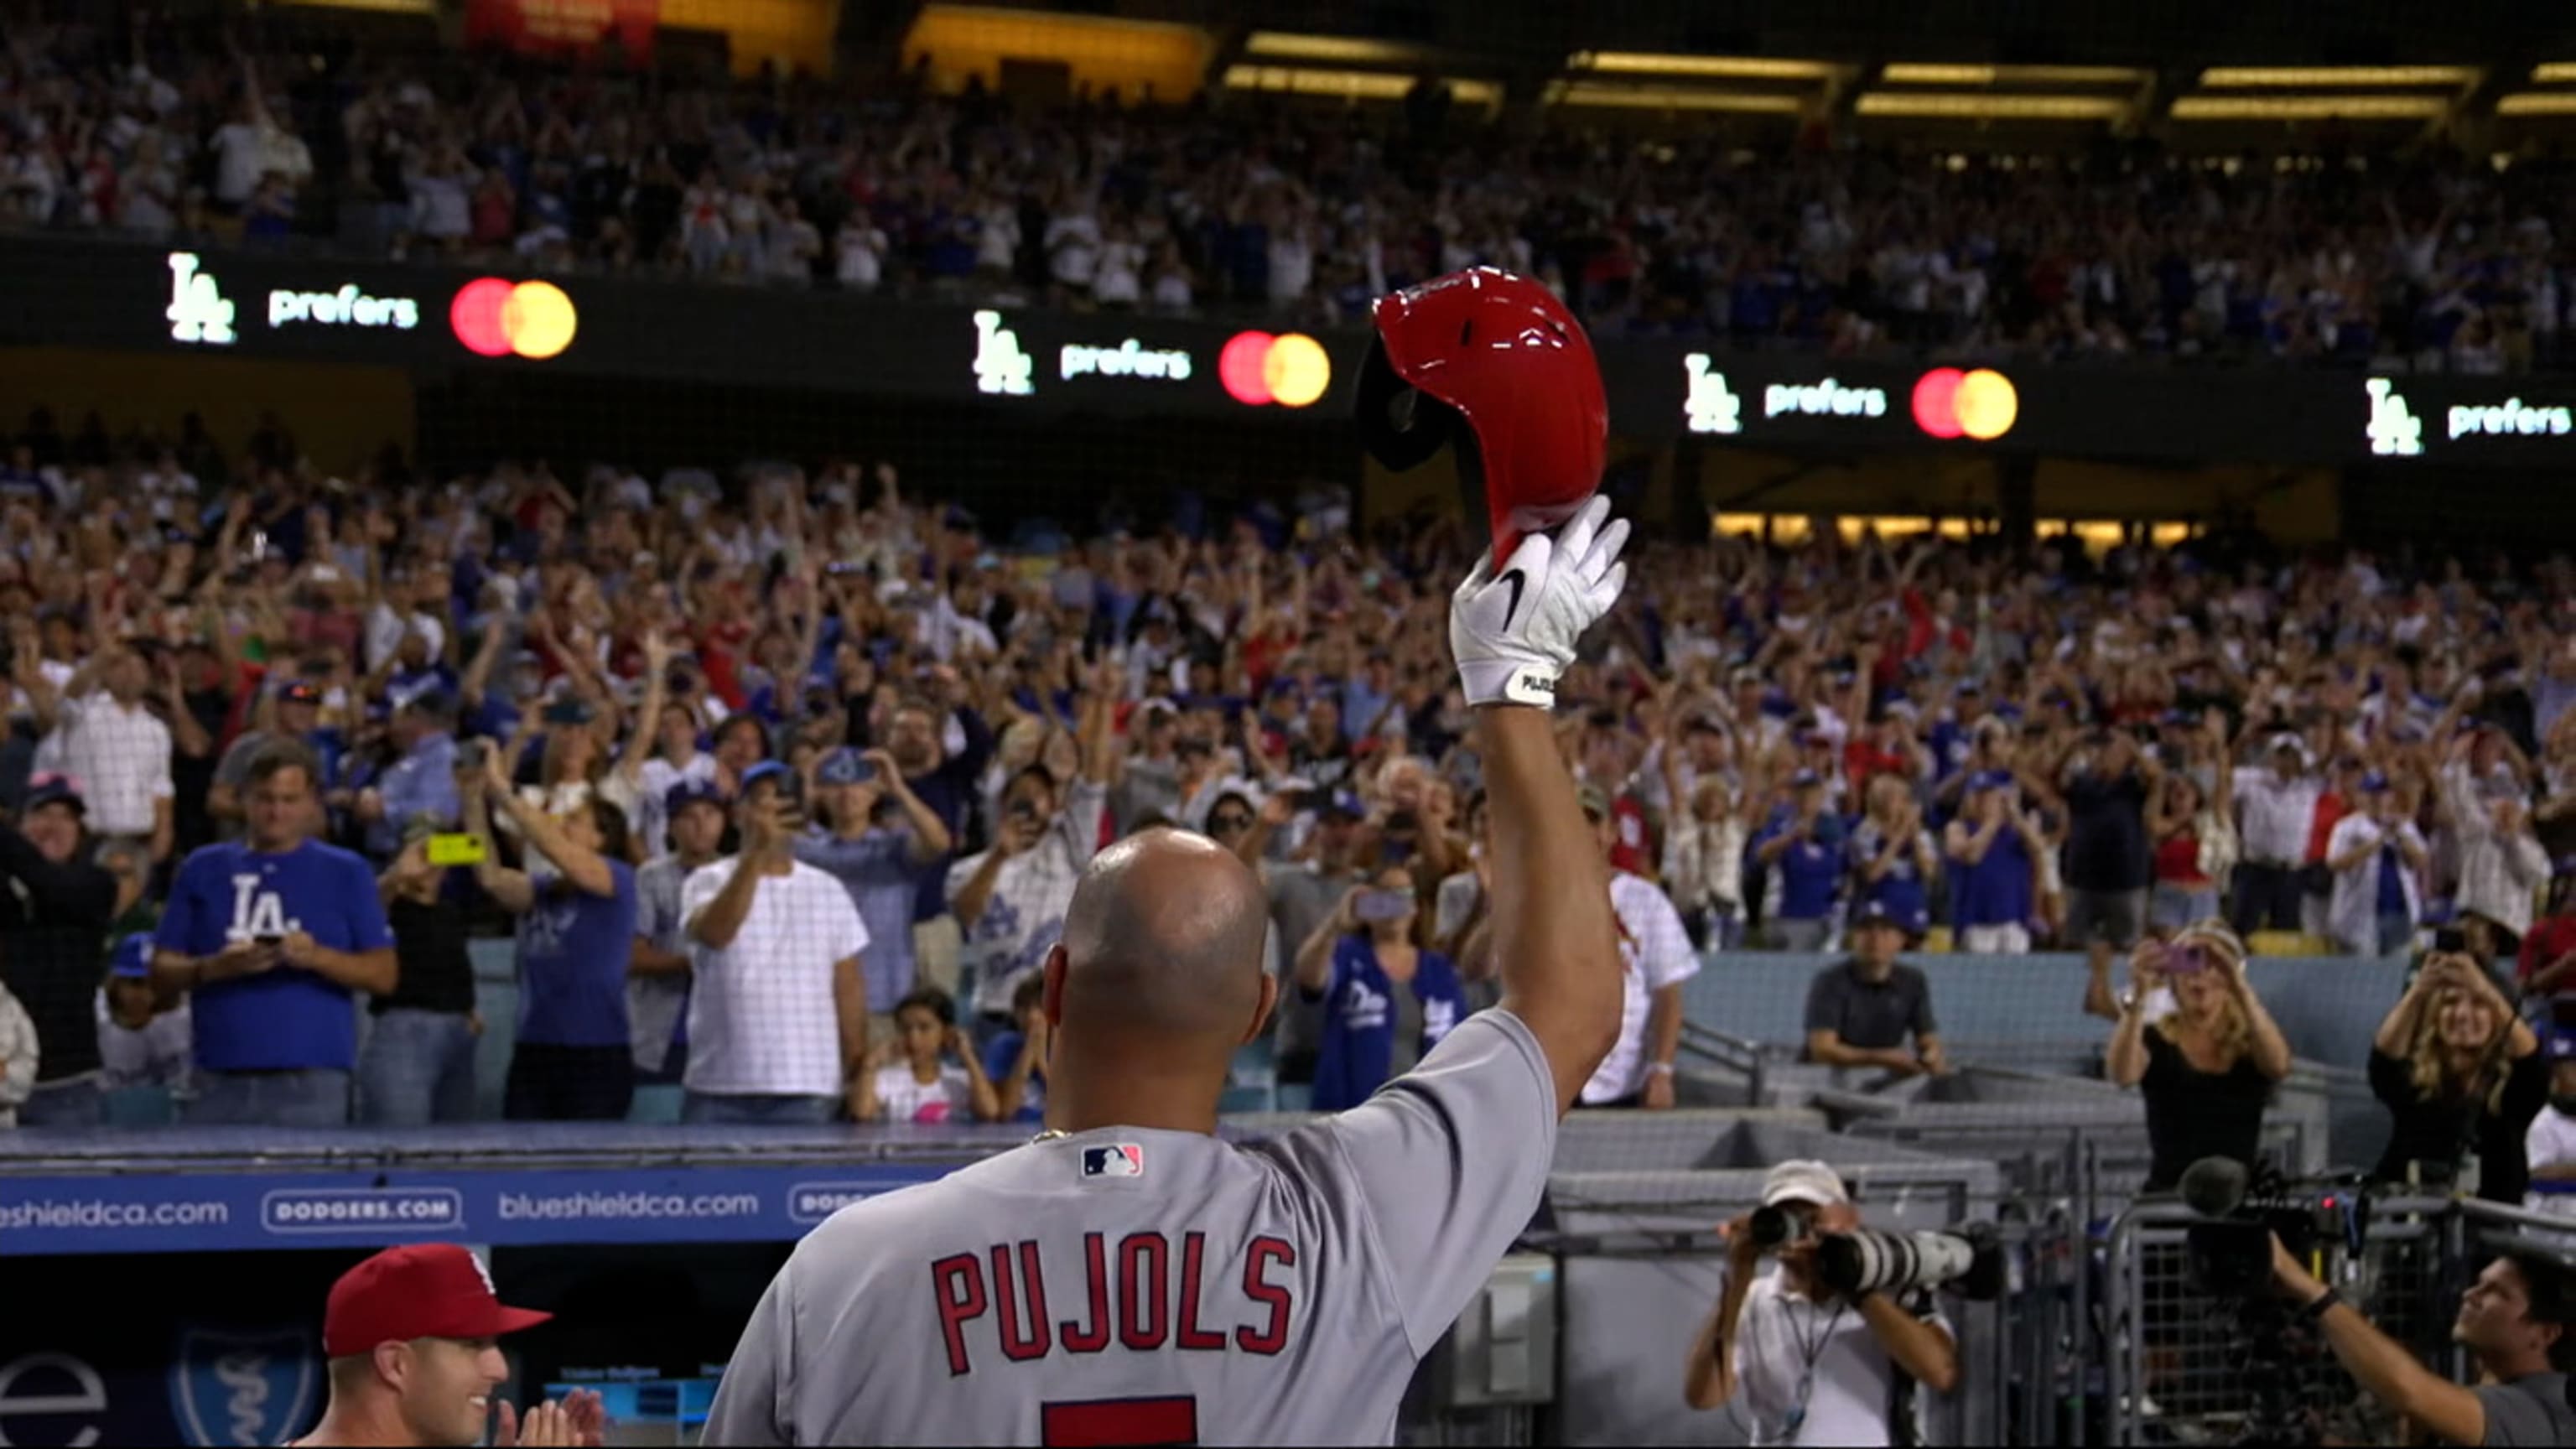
left=1358, top=267, right=1607, bottom=565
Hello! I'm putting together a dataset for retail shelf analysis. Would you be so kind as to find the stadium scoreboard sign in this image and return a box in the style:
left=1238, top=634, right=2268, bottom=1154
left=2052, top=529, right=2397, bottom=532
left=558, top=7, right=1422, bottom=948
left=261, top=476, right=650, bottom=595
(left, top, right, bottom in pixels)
left=2364, top=375, right=2573, bottom=459
left=163, top=252, right=574, bottom=361
left=8, top=236, right=2576, bottom=467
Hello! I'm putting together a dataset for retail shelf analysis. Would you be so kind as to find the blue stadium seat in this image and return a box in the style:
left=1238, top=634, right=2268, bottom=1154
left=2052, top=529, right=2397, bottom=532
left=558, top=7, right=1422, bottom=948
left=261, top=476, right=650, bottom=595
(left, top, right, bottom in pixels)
left=628, top=1084, right=686, bottom=1124
left=103, top=1085, right=176, bottom=1128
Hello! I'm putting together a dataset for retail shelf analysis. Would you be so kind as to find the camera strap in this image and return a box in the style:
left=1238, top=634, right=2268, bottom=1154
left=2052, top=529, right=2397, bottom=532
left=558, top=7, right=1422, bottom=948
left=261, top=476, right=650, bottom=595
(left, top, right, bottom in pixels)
left=1885, top=1289, right=1935, bottom=1449
left=1783, top=1296, right=1847, bottom=1436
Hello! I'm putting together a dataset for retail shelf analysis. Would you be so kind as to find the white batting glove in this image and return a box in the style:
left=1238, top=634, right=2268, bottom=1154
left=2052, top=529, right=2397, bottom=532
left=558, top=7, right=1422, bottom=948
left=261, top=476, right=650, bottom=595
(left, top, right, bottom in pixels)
left=1450, top=494, right=1629, bottom=709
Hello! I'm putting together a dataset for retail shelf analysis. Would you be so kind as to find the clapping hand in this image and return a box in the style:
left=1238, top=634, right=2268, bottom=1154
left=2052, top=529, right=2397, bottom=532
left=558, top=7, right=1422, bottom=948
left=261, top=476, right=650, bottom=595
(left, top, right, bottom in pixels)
left=495, top=1389, right=607, bottom=1447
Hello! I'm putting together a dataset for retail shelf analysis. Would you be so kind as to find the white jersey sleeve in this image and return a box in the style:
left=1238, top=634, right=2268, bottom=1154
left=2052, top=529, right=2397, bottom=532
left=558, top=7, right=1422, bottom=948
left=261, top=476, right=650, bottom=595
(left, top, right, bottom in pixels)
left=705, top=1269, right=797, bottom=1446
left=1290, top=1007, right=1558, bottom=1356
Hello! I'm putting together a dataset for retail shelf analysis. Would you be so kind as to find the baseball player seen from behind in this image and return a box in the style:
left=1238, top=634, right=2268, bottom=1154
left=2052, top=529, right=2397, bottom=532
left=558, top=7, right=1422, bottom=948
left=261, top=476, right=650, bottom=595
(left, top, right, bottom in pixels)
left=704, top=495, right=1633, bottom=1446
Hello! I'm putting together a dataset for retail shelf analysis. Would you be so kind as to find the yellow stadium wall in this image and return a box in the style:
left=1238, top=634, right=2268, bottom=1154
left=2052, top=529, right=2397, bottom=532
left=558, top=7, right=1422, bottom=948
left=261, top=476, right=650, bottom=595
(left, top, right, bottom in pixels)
left=658, top=0, right=838, bottom=77
left=0, top=348, right=417, bottom=478
left=903, top=5, right=1213, bottom=104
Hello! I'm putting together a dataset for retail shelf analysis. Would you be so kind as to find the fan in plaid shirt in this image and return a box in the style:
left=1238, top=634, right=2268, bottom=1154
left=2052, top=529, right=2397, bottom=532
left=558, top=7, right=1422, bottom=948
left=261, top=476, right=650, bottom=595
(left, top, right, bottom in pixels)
left=944, top=658, right=1119, bottom=1044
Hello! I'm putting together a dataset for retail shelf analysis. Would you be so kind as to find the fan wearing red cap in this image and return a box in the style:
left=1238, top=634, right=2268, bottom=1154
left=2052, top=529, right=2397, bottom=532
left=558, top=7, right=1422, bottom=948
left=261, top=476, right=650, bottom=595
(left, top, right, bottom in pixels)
left=289, top=1244, right=602, bottom=1448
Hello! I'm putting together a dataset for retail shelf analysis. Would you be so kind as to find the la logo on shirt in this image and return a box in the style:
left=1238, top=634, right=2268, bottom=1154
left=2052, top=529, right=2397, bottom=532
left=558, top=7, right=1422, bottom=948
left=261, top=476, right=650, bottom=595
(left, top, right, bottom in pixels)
left=1338, top=977, right=1390, bottom=1032
left=227, top=874, right=302, bottom=940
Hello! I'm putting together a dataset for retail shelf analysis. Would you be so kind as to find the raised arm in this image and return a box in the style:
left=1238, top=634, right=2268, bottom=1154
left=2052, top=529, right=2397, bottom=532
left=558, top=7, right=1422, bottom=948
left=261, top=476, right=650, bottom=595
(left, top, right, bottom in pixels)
left=615, top=632, right=674, bottom=785
left=2105, top=946, right=2163, bottom=1087
left=867, top=748, right=954, bottom=863
left=459, top=751, right=536, bottom=914
left=1454, top=498, right=1631, bottom=1116
left=1293, top=892, right=1357, bottom=996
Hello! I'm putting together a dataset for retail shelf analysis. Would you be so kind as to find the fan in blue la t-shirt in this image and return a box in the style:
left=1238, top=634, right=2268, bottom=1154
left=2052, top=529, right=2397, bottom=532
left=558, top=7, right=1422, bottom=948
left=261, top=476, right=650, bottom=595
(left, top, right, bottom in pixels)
left=517, top=860, right=641, bottom=1049
left=155, top=838, right=395, bottom=1072
left=1307, top=936, right=1468, bottom=1113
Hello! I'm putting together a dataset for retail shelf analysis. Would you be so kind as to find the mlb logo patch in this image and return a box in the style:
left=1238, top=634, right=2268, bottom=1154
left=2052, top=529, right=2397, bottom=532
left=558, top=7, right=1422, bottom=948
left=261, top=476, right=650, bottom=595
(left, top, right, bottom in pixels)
left=1082, top=1144, right=1145, bottom=1179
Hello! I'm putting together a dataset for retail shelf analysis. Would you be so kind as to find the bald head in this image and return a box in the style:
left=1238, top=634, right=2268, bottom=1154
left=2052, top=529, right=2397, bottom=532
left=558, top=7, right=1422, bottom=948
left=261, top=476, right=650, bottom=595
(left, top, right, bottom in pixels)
left=1054, top=828, right=1270, bottom=1046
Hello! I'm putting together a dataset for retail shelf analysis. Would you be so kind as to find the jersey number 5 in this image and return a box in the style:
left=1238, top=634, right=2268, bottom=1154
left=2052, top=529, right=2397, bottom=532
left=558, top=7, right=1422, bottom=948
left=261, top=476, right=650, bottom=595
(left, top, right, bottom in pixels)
left=1040, top=1394, right=1198, bottom=1446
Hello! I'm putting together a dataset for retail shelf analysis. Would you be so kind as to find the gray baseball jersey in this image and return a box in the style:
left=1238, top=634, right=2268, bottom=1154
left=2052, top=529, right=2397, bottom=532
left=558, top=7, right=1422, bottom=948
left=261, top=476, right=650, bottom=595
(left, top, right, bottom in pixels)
left=704, top=1009, right=1557, bottom=1446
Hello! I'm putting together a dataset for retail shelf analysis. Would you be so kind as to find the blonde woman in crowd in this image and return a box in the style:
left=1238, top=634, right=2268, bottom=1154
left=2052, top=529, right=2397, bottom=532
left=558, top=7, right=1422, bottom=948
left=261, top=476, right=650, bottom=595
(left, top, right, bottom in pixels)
left=2105, top=922, right=2293, bottom=1193
left=2371, top=950, right=2545, bottom=1202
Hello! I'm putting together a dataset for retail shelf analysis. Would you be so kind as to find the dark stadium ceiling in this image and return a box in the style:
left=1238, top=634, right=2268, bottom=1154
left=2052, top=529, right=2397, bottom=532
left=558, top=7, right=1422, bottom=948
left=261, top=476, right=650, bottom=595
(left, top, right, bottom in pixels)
left=1176, top=0, right=2575, bottom=63
left=877, top=0, right=2576, bottom=136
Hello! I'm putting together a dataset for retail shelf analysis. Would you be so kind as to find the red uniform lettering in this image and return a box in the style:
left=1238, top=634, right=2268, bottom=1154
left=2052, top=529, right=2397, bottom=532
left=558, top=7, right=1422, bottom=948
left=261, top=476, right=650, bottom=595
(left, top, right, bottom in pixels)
left=932, top=1254, right=986, bottom=1377
left=993, top=1240, right=1052, bottom=1362
left=1175, top=1232, right=1226, bottom=1351
left=1238, top=1236, right=1296, bottom=1355
left=1058, top=1232, right=1113, bottom=1353
left=1117, top=1232, right=1170, bottom=1350
left=933, top=1230, right=1302, bottom=1374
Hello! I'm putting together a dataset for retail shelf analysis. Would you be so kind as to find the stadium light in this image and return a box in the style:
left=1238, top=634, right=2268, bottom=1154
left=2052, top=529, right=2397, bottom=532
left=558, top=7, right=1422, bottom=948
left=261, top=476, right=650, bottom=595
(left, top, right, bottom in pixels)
left=1565, top=52, right=1838, bottom=81
left=1855, top=93, right=2130, bottom=120
left=1241, top=32, right=1426, bottom=64
left=2532, top=63, right=2576, bottom=83
left=2195, top=65, right=2479, bottom=90
left=1878, top=62, right=2148, bottom=86
left=2497, top=92, right=2576, bottom=115
left=2170, top=95, right=2450, bottom=120
left=1543, top=82, right=1805, bottom=113
left=1221, top=65, right=1500, bottom=106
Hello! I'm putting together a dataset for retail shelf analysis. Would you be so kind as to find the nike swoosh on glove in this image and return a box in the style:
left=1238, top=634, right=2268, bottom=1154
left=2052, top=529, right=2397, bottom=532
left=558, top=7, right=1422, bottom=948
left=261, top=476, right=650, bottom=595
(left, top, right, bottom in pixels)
left=1450, top=494, right=1630, bottom=708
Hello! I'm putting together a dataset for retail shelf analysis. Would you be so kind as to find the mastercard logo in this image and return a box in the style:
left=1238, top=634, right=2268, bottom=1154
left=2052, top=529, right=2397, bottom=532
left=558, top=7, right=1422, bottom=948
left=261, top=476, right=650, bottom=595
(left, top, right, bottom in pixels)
left=450, top=278, right=578, bottom=361
left=1218, top=330, right=1331, bottom=408
left=1910, top=367, right=2018, bottom=441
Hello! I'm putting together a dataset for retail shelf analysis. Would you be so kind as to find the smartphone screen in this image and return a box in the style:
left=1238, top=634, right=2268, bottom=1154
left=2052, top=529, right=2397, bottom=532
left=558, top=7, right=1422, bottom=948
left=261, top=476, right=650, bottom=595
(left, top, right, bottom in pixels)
left=1355, top=890, right=1414, bottom=922
left=425, top=833, right=487, bottom=868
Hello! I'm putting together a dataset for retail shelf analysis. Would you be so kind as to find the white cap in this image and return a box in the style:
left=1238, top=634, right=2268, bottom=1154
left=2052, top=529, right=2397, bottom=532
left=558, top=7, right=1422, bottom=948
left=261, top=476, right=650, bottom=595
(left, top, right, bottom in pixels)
left=1760, top=1160, right=1849, bottom=1209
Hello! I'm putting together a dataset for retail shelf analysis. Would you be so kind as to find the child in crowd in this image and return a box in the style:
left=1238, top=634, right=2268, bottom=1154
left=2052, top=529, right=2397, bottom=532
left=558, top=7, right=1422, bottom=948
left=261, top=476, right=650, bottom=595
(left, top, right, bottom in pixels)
left=0, top=967, right=34, bottom=1127
left=981, top=973, right=1049, bottom=1124
left=860, top=987, right=1000, bottom=1124
left=2523, top=1031, right=2576, bottom=1226
left=96, top=932, right=190, bottom=1096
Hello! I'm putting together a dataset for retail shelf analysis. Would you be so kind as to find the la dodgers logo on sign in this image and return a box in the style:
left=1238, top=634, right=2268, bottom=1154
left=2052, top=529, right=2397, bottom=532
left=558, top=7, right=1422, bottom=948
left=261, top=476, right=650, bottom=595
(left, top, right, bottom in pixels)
left=1082, top=1144, right=1145, bottom=1179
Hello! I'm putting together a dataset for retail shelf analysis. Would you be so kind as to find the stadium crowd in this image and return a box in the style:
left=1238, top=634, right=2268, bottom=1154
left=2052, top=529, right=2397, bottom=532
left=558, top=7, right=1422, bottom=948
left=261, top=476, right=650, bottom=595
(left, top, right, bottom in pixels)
left=8, top=13, right=2576, bottom=366
left=3, top=408, right=2576, bottom=1174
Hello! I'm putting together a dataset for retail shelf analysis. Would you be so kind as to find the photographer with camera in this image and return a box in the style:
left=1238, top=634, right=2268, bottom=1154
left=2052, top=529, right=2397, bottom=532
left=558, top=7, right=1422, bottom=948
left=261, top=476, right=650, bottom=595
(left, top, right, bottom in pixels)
left=1685, top=1161, right=1960, bottom=1446
left=2104, top=922, right=2293, bottom=1192
left=2265, top=1233, right=2576, bottom=1445
left=2372, top=947, right=2545, bottom=1202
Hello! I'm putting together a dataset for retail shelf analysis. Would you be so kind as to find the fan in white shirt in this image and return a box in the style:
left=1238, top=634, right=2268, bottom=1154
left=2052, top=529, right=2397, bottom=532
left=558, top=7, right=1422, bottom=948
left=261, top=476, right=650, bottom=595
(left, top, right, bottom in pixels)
left=1571, top=786, right=1699, bottom=1106
left=44, top=648, right=174, bottom=854
left=2526, top=1046, right=2576, bottom=1226
left=681, top=766, right=871, bottom=1124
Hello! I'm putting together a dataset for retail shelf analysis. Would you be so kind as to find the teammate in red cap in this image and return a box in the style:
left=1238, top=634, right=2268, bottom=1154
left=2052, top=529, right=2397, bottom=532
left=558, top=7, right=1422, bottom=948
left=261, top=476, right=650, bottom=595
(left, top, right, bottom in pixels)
left=289, top=1244, right=605, bottom=1448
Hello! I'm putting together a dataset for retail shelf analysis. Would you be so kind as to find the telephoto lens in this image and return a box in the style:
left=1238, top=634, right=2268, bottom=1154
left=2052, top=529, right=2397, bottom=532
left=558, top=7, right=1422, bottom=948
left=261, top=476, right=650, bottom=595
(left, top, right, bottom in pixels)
left=1748, top=1205, right=1794, bottom=1249
left=1817, top=1226, right=2007, bottom=1301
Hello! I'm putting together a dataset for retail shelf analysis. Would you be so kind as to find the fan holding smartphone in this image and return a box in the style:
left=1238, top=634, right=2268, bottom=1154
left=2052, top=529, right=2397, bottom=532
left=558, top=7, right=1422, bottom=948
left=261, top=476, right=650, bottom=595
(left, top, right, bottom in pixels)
left=1292, top=865, right=1470, bottom=1113
left=2103, top=923, right=2295, bottom=1194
